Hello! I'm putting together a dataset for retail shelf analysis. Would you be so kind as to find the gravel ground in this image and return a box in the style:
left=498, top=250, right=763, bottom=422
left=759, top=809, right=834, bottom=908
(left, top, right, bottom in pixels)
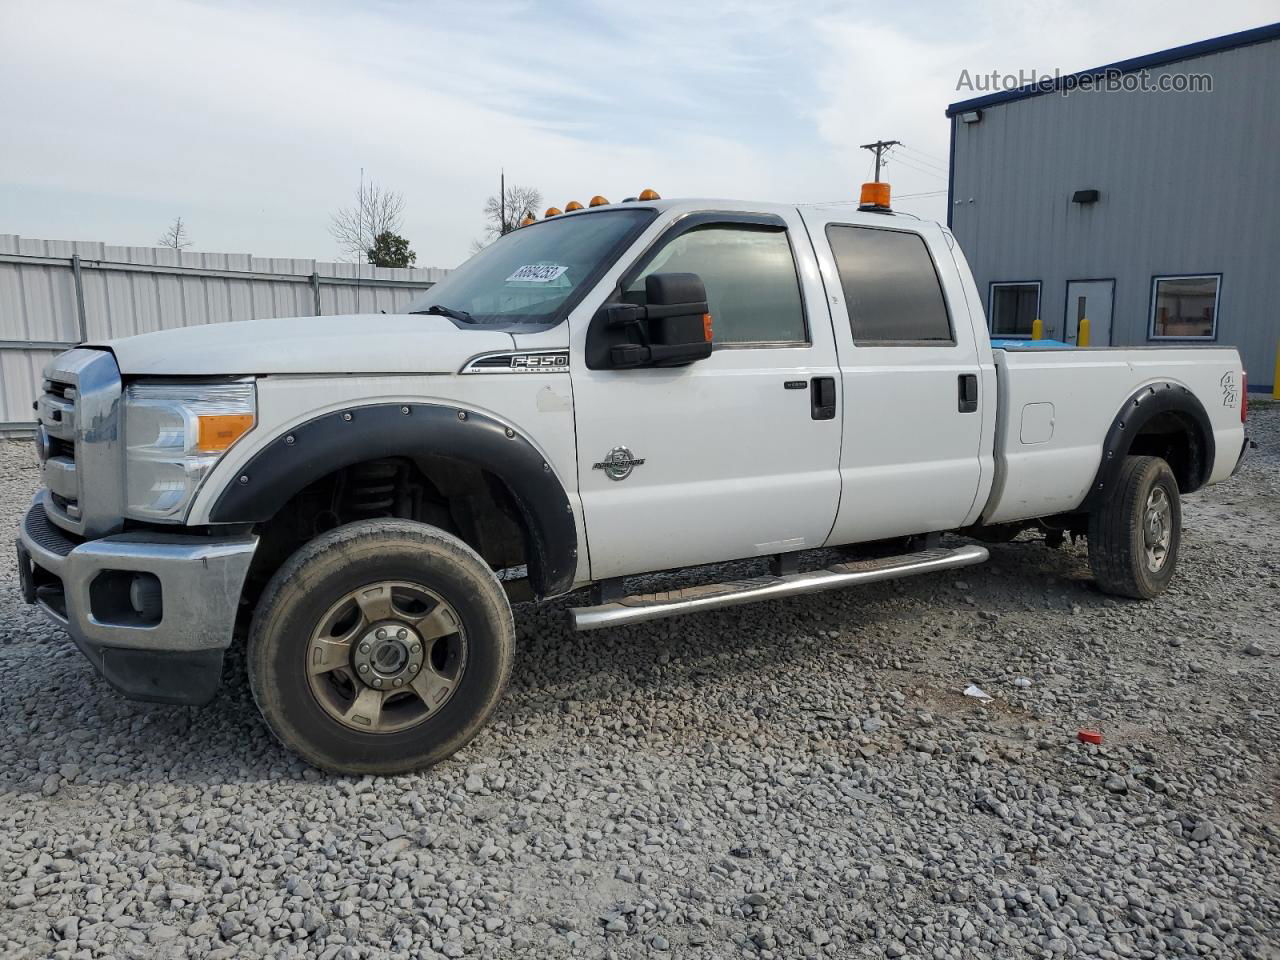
left=1, top=408, right=1277, bottom=960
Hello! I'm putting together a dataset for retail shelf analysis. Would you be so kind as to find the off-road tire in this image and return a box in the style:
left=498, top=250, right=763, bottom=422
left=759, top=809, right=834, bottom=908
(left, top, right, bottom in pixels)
left=248, top=519, right=513, bottom=774
left=1088, top=455, right=1181, bottom=600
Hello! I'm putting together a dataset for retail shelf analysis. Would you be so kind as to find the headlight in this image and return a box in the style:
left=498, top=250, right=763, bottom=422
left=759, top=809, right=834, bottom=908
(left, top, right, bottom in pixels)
left=124, top=380, right=256, bottom=521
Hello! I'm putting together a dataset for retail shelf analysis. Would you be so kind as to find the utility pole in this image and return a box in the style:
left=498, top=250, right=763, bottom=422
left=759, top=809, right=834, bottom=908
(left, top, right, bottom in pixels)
left=859, top=139, right=900, bottom=181
left=356, top=166, right=364, bottom=313
left=500, top=169, right=506, bottom=235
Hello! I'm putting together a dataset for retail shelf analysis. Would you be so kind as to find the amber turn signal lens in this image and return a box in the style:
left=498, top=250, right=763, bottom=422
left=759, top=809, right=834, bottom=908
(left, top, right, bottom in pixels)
left=544, top=207, right=562, bottom=218
left=196, top=413, right=255, bottom=453
left=589, top=195, right=609, bottom=207
left=638, top=188, right=661, bottom=201
left=702, top=312, right=713, bottom=342
left=859, top=181, right=891, bottom=208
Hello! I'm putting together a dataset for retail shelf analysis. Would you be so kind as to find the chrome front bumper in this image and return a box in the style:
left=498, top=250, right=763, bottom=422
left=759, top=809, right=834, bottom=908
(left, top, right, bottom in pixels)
left=17, top=497, right=258, bottom=704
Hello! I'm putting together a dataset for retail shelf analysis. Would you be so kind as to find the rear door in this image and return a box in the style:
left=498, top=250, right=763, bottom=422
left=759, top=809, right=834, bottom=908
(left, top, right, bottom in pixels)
left=799, top=210, right=985, bottom=544
left=569, top=209, right=843, bottom=579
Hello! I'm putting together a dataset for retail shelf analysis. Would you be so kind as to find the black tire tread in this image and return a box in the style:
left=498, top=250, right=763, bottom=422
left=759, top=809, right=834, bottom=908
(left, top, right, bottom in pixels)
left=1087, top=455, right=1180, bottom=600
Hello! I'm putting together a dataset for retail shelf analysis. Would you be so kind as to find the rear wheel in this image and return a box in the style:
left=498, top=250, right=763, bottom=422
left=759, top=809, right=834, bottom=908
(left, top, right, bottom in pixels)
left=248, top=519, right=513, bottom=774
left=1088, top=455, right=1181, bottom=599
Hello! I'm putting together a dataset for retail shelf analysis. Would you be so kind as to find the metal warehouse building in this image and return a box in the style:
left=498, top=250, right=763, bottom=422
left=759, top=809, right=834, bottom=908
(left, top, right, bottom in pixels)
left=946, top=22, right=1280, bottom=393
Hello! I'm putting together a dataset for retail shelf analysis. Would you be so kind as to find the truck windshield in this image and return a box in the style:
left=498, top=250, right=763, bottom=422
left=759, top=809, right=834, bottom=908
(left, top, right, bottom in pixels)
left=407, top=208, right=654, bottom=325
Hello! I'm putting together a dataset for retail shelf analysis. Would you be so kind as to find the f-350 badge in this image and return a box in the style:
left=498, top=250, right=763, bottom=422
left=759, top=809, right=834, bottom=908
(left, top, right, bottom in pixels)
left=593, top=446, right=645, bottom=481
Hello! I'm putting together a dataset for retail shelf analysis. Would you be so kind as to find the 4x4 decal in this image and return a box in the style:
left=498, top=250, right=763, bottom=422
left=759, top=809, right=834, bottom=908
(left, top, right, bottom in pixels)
left=1220, top=370, right=1238, bottom=407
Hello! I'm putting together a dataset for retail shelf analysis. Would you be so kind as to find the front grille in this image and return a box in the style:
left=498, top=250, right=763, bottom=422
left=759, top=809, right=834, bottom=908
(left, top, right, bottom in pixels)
left=36, top=349, right=124, bottom=539
left=43, top=378, right=72, bottom=399
left=39, top=376, right=81, bottom=518
left=24, top=501, right=80, bottom=557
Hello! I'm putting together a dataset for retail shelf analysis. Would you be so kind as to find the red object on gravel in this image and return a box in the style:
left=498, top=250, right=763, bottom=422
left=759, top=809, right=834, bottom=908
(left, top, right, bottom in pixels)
left=1078, top=729, right=1104, bottom=745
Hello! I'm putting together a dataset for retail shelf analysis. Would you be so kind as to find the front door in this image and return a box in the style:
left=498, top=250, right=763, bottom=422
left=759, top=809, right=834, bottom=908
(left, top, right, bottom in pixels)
left=800, top=210, right=987, bottom=544
left=570, top=209, right=843, bottom=580
left=1065, top=279, right=1114, bottom=346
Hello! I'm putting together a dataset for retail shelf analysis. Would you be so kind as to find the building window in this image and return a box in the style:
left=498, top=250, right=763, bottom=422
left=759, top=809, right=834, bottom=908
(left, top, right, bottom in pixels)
left=1150, top=275, right=1220, bottom=339
left=825, top=225, right=953, bottom=344
left=989, top=282, right=1040, bottom=337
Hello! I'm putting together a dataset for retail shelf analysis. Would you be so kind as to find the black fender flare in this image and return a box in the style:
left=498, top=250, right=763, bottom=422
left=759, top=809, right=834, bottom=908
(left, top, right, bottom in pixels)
left=209, top=403, right=577, bottom=597
left=1082, top=380, right=1214, bottom=510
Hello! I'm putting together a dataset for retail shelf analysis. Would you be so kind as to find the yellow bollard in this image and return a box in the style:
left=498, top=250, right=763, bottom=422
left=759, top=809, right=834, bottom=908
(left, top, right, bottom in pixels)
left=1078, top=315, right=1090, bottom=348
left=1030, top=316, right=1043, bottom=341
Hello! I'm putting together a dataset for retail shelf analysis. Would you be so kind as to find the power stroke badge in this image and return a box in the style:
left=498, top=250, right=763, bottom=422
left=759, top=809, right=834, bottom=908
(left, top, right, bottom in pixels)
left=592, top=446, right=645, bottom=481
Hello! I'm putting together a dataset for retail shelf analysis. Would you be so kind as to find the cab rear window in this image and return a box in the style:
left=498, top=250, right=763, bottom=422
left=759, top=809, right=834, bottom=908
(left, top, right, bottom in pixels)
left=826, top=225, right=953, bottom=344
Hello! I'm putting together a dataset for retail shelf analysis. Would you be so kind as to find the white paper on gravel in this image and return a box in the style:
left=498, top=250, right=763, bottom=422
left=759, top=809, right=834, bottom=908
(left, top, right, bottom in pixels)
left=963, top=684, right=994, bottom=703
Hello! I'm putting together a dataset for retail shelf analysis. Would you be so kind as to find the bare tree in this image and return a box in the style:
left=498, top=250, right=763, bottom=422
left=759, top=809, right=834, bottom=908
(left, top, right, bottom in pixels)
left=482, top=185, right=542, bottom=241
left=157, top=217, right=192, bottom=250
left=330, top=180, right=406, bottom=262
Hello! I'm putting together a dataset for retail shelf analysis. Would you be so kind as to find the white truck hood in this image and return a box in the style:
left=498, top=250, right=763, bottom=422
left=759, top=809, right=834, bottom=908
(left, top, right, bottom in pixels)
left=96, top=313, right=515, bottom=376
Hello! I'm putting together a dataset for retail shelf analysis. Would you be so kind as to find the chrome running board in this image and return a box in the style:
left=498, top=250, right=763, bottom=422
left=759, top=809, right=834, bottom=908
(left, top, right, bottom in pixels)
left=568, top=544, right=989, bottom=631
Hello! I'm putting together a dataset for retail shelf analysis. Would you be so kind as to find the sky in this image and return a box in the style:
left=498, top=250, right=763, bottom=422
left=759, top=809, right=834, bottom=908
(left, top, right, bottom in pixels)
left=1, top=0, right=1275, bottom=268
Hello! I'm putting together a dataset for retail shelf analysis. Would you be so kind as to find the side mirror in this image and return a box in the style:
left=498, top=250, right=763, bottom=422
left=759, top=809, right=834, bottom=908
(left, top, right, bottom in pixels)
left=589, top=272, right=713, bottom=369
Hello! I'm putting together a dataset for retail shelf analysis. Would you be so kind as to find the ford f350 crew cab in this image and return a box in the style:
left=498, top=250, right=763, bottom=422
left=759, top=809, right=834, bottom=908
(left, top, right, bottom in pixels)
left=15, top=189, right=1249, bottom=773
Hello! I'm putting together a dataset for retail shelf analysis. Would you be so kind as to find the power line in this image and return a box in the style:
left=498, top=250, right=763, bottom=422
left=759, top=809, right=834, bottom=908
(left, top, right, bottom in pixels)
left=883, top=145, right=935, bottom=174
left=897, top=157, right=948, bottom=178
left=898, top=144, right=950, bottom=171
left=885, top=153, right=949, bottom=182
left=898, top=142, right=949, bottom=164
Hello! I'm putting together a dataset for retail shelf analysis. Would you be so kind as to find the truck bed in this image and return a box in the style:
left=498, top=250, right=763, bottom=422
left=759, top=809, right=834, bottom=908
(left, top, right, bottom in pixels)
left=983, top=346, right=1245, bottom=524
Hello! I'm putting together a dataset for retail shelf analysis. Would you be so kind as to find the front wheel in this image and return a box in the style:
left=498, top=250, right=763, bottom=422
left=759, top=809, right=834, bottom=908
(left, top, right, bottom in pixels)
left=1087, top=455, right=1182, bottom=599
left=248, top=519, right=514, bottom=774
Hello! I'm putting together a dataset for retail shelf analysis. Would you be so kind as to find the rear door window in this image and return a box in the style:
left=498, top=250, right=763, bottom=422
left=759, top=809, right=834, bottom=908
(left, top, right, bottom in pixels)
left=826, top=225, right=953, bottom=344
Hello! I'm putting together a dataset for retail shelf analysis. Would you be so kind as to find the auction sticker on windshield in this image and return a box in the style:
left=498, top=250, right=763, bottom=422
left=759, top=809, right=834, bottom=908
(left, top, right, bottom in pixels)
left=507, top=264, right=568, bottom=283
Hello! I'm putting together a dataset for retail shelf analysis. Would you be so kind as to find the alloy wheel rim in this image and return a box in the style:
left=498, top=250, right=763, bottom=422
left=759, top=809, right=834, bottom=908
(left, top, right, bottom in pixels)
left=1142, top=486, right=1173, bottom=573
left=305, top=580, right=467, bottom=733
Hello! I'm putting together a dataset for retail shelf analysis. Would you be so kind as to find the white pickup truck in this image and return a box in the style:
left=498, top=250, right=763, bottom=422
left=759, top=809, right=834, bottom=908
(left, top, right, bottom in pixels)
left=16, top=190, right=1248, bottom=773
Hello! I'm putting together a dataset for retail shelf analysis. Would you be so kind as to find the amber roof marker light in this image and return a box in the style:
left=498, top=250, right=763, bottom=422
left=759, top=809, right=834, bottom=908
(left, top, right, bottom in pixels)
left=564, top=200, right=584, bottom=212
left=544, top=206, right=563, bottom=218
left=589, top=195, right=609, bottom=207
left=519, top=215, right=536, bottom=227
left=857, top=182, right=892, bottom=213
left=638, top=188, right=661, bottom=201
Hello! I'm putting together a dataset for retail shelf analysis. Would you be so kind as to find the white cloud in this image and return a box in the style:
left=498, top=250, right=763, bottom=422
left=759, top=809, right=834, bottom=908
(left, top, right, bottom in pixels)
left=1, top=0, right=1274, bottom=264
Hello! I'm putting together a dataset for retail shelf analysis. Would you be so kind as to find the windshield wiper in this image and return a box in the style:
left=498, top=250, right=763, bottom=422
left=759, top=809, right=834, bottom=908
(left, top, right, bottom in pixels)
left=413, top=304, right=477, bottom=324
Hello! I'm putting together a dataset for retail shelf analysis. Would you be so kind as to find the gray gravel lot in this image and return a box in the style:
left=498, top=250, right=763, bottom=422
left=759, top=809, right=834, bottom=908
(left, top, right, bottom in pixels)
left=1, top=409, right=1277, bottom=960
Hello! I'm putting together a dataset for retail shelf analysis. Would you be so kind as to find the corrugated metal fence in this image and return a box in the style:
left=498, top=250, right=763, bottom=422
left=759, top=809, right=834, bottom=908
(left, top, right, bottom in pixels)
left=0, top=234, right=450, bottom=433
